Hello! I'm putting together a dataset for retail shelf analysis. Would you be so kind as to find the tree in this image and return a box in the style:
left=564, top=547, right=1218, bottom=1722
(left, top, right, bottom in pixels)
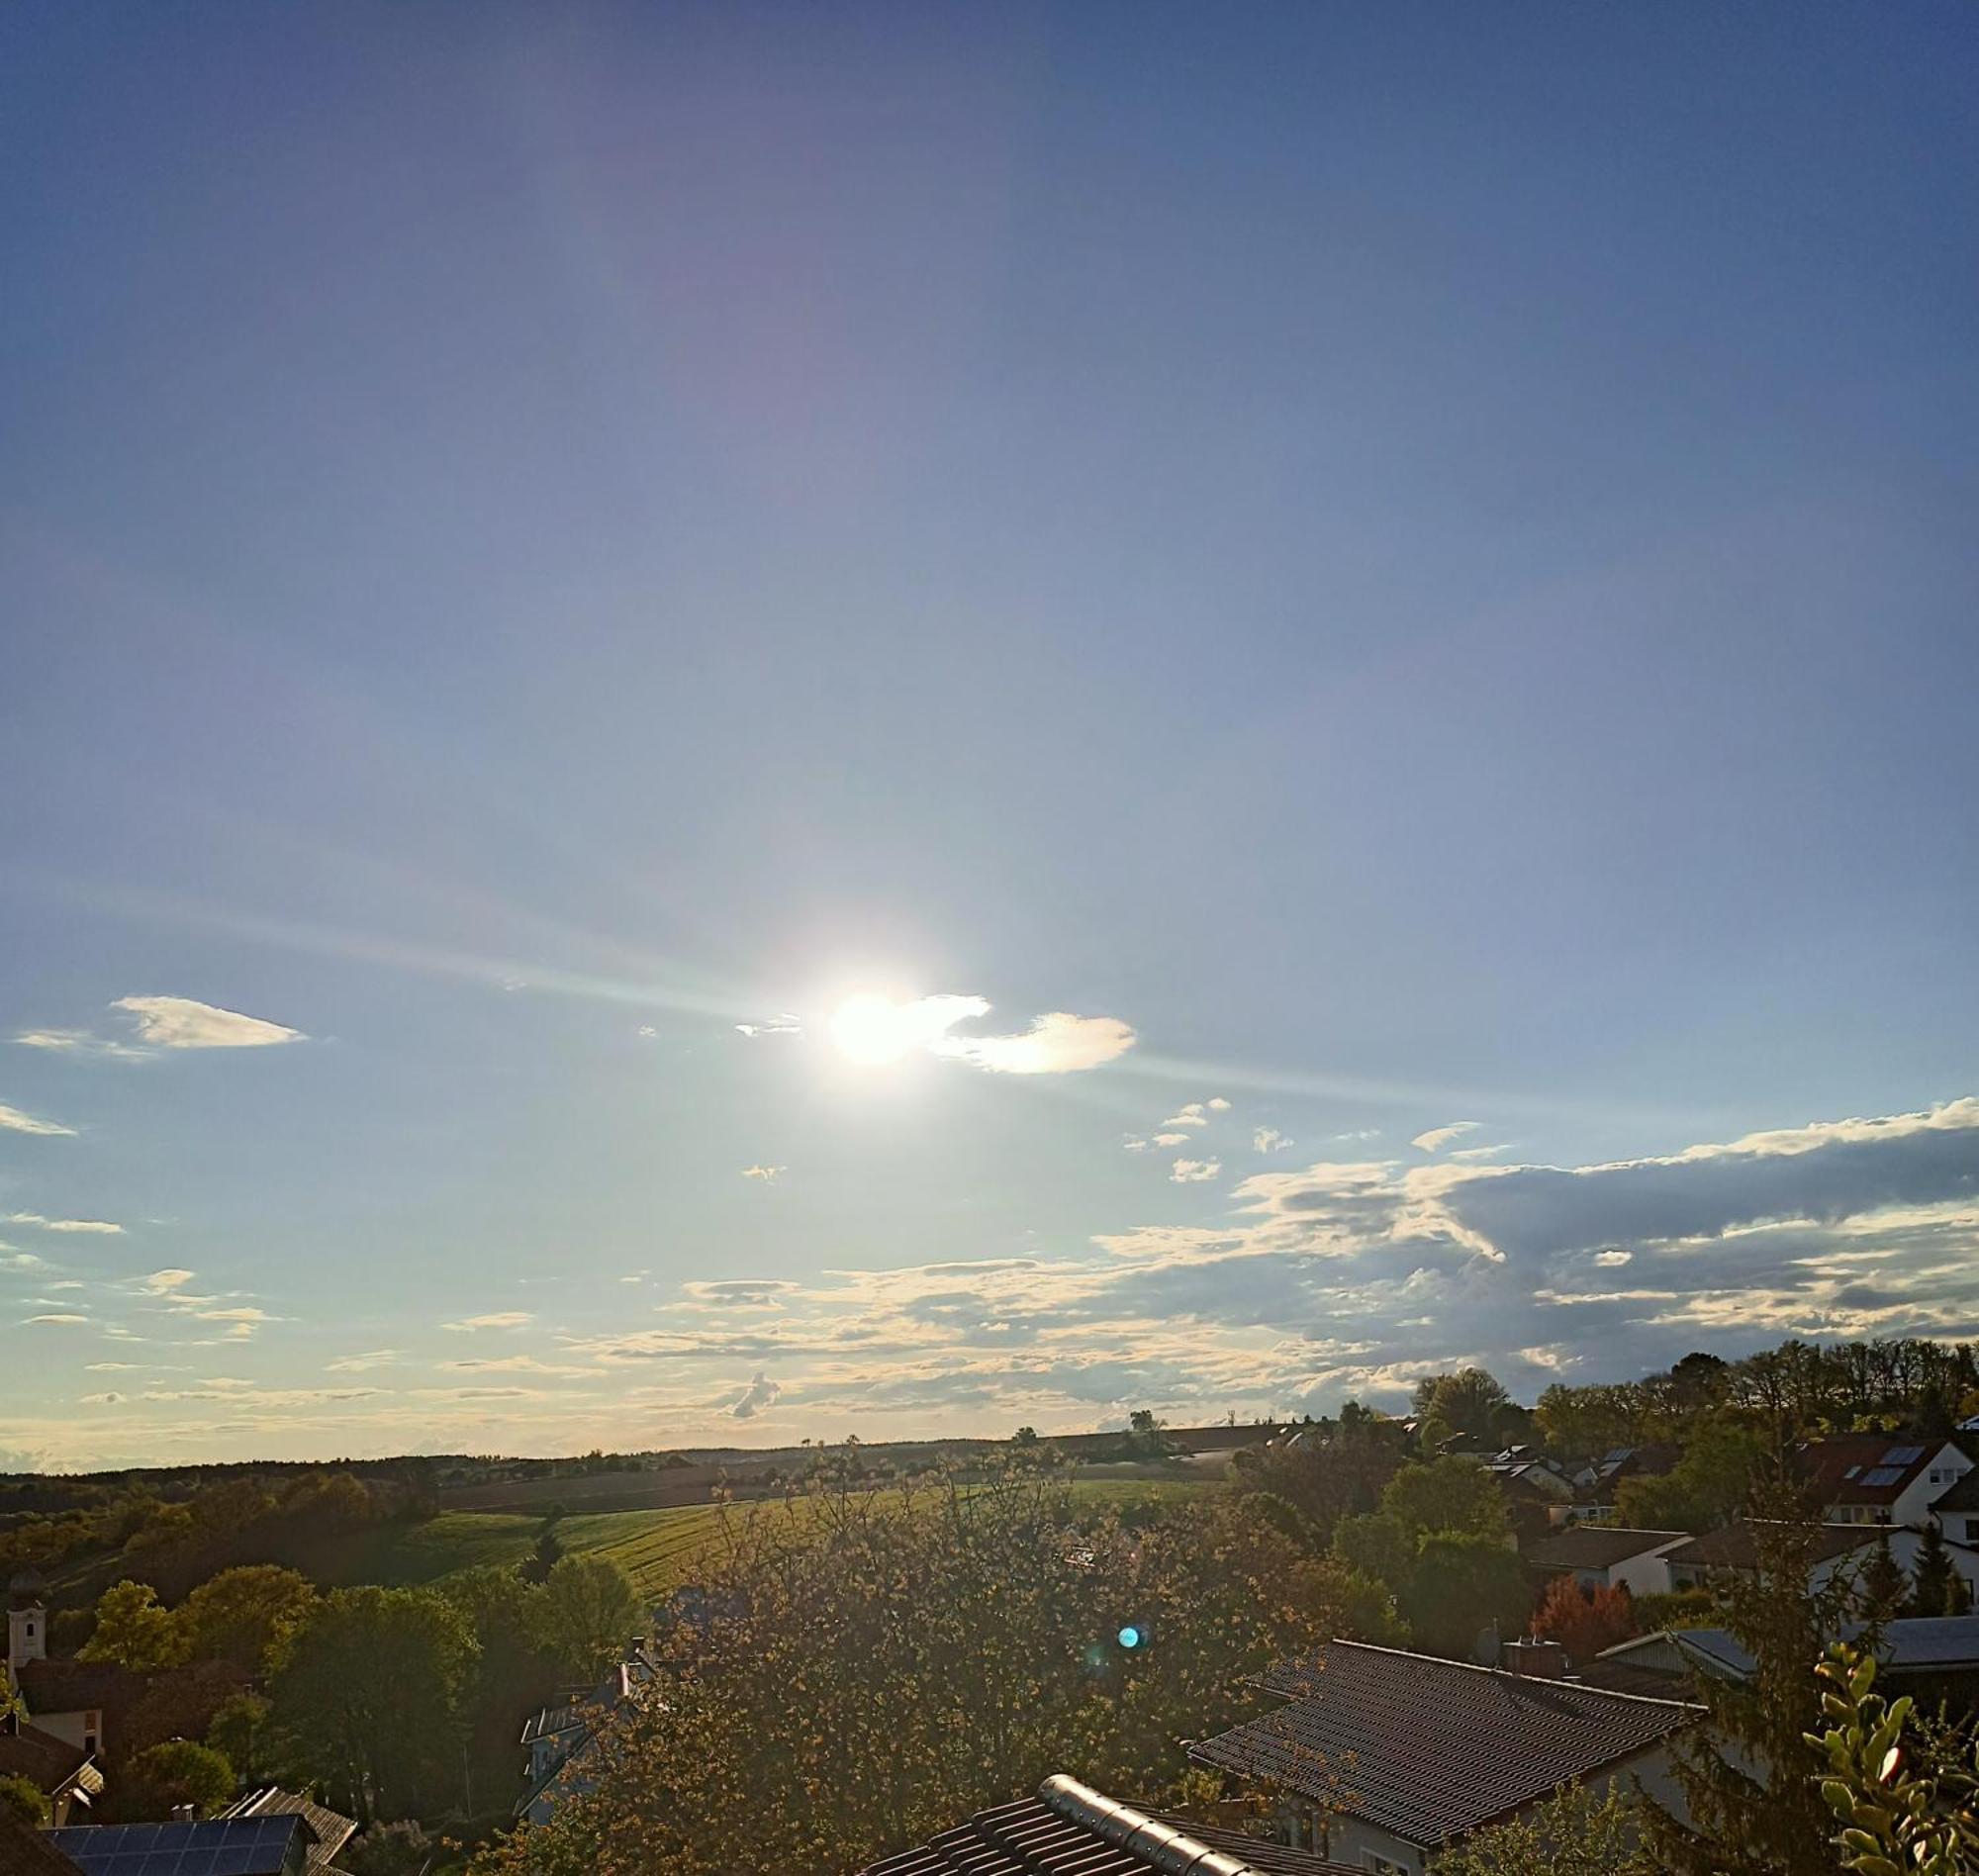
left=1532, top=1575, right=1638, bottom=1667
left=520, top=1515, right=565, bottom=1587
left=206, top=1692, right=275, bottom=1787
left=130, top=1739, right=236, bottom=1819
left=268, top=1585, right=476, bottom=1823
left=0, top=1774, right=48, bottom=1829
left=1437, top=1781, right=1657, bottom=1876
left=1907, top=1524, right=1971, bottom=1618
left=469, top=1467, right=1375, bottom=1876
left=1616, top=1421, right=1767, bottom=1533
left=1647, top=1505, right=1864, bottom=1876
left=180, top=1564, right=318, bottom=1673
left=1412, top=1369, right=1512, bottom=1443
left=1247, top=1423, right=1401, bottom=1548
left=535, top=1554, right=640, bottom=1684
left=1861, top=1532, right=1908, bottom=1617
left=79, top=1578, right=188, bottom=1672
left=1128, top=1409, right=1162, bottom=1436
left=1379, top=1457, right=1508, bottom=1541
left=1401, top=1533, right=1532, bottom=1659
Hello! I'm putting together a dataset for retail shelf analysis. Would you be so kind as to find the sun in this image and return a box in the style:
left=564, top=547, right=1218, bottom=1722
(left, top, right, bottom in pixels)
left=827, top=992, right=921, bottom=1068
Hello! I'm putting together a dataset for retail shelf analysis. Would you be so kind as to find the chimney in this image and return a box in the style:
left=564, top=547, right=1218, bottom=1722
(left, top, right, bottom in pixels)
left=1502, top=1638, right=1568, bottom=1679
left=170, top=1804, right=197, bottom=1823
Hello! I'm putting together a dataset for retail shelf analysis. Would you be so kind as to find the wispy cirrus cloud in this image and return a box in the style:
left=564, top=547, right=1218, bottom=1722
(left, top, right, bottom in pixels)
left=0, top=1102, right=75, bottom=1137
left=741, top=1165, right=785, bottom=1182
left=4, top=1213, right=124, bottom=1234
left=442, top=1311, right=533, bottom=1332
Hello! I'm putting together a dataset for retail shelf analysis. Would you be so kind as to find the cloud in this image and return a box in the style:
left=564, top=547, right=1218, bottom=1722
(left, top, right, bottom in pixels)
left=1123, top=1138, right=1151, bottom=1153
left=442, top=1311, right=533, bottom=1332
left=1254, top=1128, right=1293, bottom=1155
left=1163, top=1105, right=1210, bottom=1128
left=25, top=1313, right=89, bottom=1325
left=683, top=1279, right=801, bottom=1307
left=13, top=1030, right=150, bottom=1061
left=4, top=1213, right=124, bottom=1234
left=1412, top=1121, right=1481, bottom=1154
left=1171, top=1160, right=1222, bottom=1183
left=932, top=1011, right=1136, bottom=1076
left=725, top=1370, right=782, bottom=1419
left=1, top=1253, right=46, bottom=1270
left=0, top=1102, right=75, bottom=1137
left=741, top=1165, right=786, bottom=1182
left=1153, top=1132, right=1190, bottom=1148
left=141, top=1269, right=197, bottom=1293
left=1208, top=1098, right=1231, bottom=1112
left=112, top=996, right=305, bottom=1050
left=1449, top=1144, right=1512, bottom=1163
left=326, top=1350, right=401, bottom=1372
left=735, top=1015, right=803, bottom=1038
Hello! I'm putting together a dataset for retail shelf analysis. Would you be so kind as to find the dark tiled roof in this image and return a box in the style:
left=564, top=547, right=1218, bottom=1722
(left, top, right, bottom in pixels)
left=14, top=1661, right=141, bottom=1720
left=1599, top=1616, right=1979, bottom=1684
left=1190, top=1642, right=1697, bottom=1848
left=0, top=1723, right=90, bottom=1798
left=0, top=1810, right=82, bottom=1876
left=1523, top=1527, right=1686, bottom=1571
left=1797, top=1437, right=1947, bottom=1507
left=220, top=1788, right=356, bottom=1872
left=862, top=1777, right=1356, bottom=1876
left=520, top=1700, right=584, bottom=1745
left=1662, top=1522, right=1873, bottom=1570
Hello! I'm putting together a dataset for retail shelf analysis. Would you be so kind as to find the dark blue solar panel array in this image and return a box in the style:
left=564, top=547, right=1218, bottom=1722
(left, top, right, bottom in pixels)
left=46, top=1815, right=302, bottom=1876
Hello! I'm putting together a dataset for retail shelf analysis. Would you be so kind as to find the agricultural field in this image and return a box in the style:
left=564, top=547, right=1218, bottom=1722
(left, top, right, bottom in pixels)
left=324, top=1474, right=1216, bottom=1600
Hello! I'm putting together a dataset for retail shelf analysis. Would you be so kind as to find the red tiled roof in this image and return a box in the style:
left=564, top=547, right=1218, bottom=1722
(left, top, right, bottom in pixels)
left=1662, top=1521, right=1874, bottom=1570
left=1190, top=1642, right=1697, bottom=1848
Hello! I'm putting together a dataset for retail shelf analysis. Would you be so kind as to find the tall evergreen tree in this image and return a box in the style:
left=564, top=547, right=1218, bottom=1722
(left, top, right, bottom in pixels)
left=1907, top=1522, right=1970, bottom=1617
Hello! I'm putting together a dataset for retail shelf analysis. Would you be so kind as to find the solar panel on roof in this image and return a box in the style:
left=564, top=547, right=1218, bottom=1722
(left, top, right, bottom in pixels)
left=1862, top=1466, right=1905, bottom=1486
left=1887, top=1445, right=1927, bottom=1464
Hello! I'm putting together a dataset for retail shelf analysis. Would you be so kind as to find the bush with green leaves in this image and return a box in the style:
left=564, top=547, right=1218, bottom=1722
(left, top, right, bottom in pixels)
left=1437, top=1782, right=1657, bottom=1876
left=1808, top=1643, right=1979, bottom=1876
left=0, top=1773, right=49, bottom=1829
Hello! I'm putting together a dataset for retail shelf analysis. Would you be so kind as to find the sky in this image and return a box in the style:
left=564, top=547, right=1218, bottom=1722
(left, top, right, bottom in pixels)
left=2, top=4, right=1976, bottom=1470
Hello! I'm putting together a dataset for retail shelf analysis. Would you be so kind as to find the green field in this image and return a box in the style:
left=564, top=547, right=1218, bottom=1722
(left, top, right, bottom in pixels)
left=322, top=1476, right=1213, bottom=1600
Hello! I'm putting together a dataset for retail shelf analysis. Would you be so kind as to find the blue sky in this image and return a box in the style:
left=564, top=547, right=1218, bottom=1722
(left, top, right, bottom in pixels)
left=3, top=4, right=1975, bottom=1467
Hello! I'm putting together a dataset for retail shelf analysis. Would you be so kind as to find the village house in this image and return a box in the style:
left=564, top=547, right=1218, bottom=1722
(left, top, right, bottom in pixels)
left=1660, top=1519, right=1979, bottom=1598
left=861, top=1773, right=1358, bottom=1875
left=218, top=1787, right=359, bottom=1876
left=1187, top=1640, right=1697, bottom=1874
left=1522, top=1525, right=1688, bottom=1595
left=1562, top=1446, right=1681, bottom=1525
left=1799, top=1436, right=1973, bottom=1528
left=1588, top=1614, right=1979, bottom=1706
left=516, top=1640, right=661, bottom=1826
left=0, top=1711, right=102, bottom=1828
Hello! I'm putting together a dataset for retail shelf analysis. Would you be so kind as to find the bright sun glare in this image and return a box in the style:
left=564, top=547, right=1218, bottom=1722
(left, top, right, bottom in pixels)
left=827, top=993, right=920, bottom=1068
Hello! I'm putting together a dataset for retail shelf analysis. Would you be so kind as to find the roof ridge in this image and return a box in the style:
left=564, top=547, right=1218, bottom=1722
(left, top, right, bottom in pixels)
left=1320, top=1639, right=1701, bottom=1711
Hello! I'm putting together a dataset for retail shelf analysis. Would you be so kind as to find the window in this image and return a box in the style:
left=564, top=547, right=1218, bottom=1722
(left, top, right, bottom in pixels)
left=1366, top=1853, right=1410, bottom=1875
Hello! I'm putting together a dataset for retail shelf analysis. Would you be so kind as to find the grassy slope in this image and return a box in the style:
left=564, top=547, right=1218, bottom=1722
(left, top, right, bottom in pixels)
left=318, top=1476, right=1213, bottom=1600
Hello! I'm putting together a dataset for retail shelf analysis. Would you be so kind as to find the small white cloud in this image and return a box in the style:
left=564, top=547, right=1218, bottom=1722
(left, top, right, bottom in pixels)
left=0, top=1102, right=75, bottom=1137
left=79, top=1391, right=125, bottom=1405
left=1, top=1253, right=46, bottom=1270
left=735, top=1017, right=803, bottom=1038
left=1171, top=1159, right=1222, bottom=1183
left=1153, top=1132, right=1190, bottom=1148
left=934, top=1010, right=1136, bottom=1076
left=1253, top=1128, right=1293, bottom=1155
left=326, top=1350, right=401, bottom=1372
left=85, top=1361, right=141, bottom=1371
left=1122, top=1138, right=1151, bottom=1154
left=1593, top=1249, right=1633, bottom=1266
left=4, top=1213, right=124, bottom=1234
left=442, top=1311, right=533, bottom=1332
left=741, top=1165, right=786, bottom=1182
left=1411, top=1121, right=1481, bottom=1155
left=112, top=996, right=305, bottom=1050
left=1449, top=1144, right=1513, bottom=1163
left=1162, top=1105, right=1208, bottom=1128
left=635, top=1025, right=660, bottom=1039
left=196, top=1305, right=272, bottom=1324
left=25, top=1313, right=89, bottom=1325
left=141, top=1268, right=197, bottom=1294
left=1207, top=1097, right=1231, bottom=1111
